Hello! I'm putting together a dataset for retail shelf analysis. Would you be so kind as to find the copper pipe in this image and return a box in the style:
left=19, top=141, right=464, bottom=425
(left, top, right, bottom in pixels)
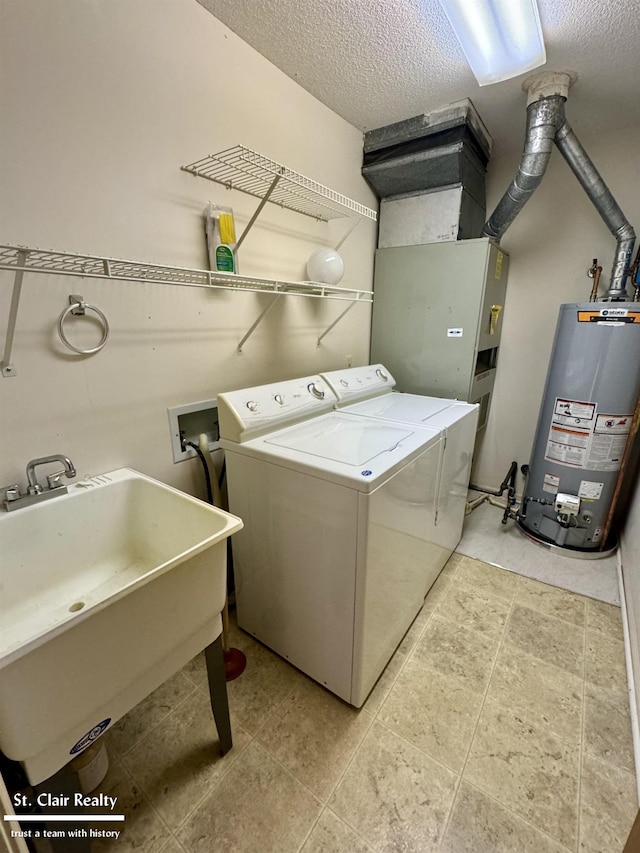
left=588, top=258, right=602, bottom=302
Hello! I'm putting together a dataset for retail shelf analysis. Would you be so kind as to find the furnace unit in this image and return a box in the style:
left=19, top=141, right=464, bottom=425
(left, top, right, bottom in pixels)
left=370, top=237, right=508, bottom=430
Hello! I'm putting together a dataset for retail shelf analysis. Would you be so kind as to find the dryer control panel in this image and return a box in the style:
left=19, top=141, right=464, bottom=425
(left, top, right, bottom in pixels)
left=218, top=376, right=336, bottom=443
left=321, top=363, right=396, bottom=406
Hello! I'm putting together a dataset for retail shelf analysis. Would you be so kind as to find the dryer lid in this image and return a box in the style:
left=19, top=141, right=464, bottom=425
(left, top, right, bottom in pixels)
left=343, top=393, right=454, bottom=423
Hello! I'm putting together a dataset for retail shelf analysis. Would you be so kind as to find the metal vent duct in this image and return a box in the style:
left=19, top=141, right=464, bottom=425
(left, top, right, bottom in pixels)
left=483, top=72, right=636, bottom=300
left=362, top=100, right=491, bottom=242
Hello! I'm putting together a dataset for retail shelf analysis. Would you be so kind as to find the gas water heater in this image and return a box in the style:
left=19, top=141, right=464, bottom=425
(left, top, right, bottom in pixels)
left=519, top=302, right=640, bottom=554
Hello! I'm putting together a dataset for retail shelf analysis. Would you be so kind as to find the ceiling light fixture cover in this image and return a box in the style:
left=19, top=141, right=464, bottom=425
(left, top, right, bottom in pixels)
left=438, top=0, right=546, bottom=86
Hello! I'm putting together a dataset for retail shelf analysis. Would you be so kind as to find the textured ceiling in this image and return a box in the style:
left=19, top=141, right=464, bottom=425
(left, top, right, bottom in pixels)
left=196, top=0, right=640, bottom=157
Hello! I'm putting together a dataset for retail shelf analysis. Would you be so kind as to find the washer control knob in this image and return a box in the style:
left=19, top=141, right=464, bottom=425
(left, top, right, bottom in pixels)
left=274, top=394, right=284, bottom=405
left=246, top=400, right=259, bottom=412
left=340, top=379, right=349, bottom=387
left=307, top=382, right=325, bottom=399
left=375, top=368, right=388, bottom=381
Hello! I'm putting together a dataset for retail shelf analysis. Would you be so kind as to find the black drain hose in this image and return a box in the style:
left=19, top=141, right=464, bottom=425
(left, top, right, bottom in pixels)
left=183, top=439, right=213, bottom=505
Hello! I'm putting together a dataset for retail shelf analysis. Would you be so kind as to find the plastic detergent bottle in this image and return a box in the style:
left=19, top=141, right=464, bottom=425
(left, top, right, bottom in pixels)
left=203, top=203, right=237, bottom=273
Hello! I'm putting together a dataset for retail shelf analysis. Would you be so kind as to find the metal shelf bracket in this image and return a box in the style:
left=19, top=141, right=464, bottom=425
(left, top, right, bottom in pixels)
left=317, top=296, right=362, bottom=347
left=237, top=294, right=284, bottom=354
left=234, top=174, right=282, bottom=255
left=334, top=219, right=361, bottom=252
left=1, top=249, right=28, bottom=377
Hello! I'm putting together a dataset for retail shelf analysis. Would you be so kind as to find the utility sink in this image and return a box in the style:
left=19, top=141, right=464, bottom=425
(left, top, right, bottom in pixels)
left=0, top=468, right=243, bottom=784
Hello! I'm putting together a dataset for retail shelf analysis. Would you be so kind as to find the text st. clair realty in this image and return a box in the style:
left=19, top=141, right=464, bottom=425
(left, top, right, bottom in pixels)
left=13, top=792, right=118, bottom=810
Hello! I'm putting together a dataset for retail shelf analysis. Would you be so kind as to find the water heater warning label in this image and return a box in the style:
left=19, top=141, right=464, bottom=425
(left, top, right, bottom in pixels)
left=545, top=398, right=631, bottom=471
left=553, top=398, right=595, bottom=426
left=545, top=425, right=590, bottom=467
left=595, top=414, right=631, bottom=434
left=578, top=480, right=604, bottom=500
left=587, top=414, right=631, bottom=471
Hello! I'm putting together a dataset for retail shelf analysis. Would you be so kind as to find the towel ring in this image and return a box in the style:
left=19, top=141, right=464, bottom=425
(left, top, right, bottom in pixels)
left=57, top=295, right=110, bottom=355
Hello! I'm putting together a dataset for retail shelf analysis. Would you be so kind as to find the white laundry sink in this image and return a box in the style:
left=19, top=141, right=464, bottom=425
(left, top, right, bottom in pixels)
left=0, top=468, right=243, bottom=784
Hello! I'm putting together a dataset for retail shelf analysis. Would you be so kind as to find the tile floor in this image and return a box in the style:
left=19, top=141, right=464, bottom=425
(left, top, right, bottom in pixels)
left=92, top=554, right=637, bottom=853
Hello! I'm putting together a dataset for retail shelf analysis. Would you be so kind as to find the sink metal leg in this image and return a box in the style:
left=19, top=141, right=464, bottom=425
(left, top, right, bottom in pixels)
left=204, top=635, right=233, bottom=755
left=31, top=763, right=92, bottom=853
left=1, top=751, right=91, bottom=853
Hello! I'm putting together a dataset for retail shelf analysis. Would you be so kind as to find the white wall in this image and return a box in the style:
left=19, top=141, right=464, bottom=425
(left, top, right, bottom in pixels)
left=622, top=477, right=640, bottom=723
left=0, top=0, right=377, bottom=496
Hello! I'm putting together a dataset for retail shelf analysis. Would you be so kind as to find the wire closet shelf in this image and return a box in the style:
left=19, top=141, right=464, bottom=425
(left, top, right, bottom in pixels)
left=0, top=245, right=373, bottom=302
left=1, top=150, right=377, bottom=373
left=180, top=146, right=378, bottom=222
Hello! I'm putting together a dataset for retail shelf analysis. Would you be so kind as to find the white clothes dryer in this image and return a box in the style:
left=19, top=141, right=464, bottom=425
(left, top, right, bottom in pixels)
left=321, top=364, right=479, bottom=560
left=217, top=374, right=445, bottom=707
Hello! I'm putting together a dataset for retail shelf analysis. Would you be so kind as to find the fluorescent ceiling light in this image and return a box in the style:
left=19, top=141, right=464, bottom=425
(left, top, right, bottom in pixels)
left=438, top=0, right=546, bottom=86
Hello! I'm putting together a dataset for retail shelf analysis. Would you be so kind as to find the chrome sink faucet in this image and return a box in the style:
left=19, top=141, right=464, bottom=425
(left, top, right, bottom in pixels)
left=26, top=454, right=76, bottom=494
left=2, top=454, right=77, bottom=511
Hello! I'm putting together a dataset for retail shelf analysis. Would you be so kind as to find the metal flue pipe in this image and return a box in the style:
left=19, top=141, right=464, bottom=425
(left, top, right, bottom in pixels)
left=554, top=120, right=636, bottom=299
left=483, top=71, right=636, bottom=300
left=483, top=95, right=565, bottom=242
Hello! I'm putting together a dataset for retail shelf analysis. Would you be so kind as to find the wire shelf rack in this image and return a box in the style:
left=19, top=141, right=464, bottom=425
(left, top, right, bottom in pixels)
left=180, top=146, right=378, bottom=222
left=0, top=243, right=373, bottom=372
left=0, top=244, right=373, bottom=302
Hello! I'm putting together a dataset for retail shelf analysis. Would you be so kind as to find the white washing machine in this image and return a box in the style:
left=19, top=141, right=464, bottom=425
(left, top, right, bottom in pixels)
left=217, top=374, right=446, bottom=707
left=321, top=364, right=479, bottom=558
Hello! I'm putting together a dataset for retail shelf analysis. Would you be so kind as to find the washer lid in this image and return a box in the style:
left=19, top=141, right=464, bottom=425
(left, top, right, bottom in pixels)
left=265, top=413, right=413, bottom=465
left=228, top=411, right=442, bottom=491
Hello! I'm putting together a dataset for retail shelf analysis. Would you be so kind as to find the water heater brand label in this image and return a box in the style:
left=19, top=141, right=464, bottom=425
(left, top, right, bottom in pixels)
left=577, top=309, right=640, bottom=324
left=447, top=328, right=463, bottom=337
